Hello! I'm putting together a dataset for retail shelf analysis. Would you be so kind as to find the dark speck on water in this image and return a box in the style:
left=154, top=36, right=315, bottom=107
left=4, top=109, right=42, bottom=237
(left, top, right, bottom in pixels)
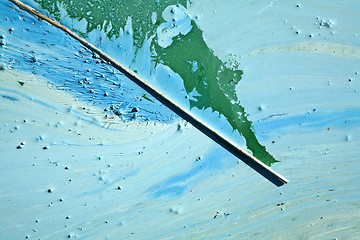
left=131, top=107, right=139, bottom=113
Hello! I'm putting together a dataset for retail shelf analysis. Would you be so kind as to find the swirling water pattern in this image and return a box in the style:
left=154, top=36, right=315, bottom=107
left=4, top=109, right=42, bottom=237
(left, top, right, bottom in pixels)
left=1, top=0, right=360, bottom=239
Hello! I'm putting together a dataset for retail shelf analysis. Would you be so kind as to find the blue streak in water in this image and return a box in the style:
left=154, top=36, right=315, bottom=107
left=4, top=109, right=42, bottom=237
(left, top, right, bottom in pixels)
left=150, top=147, right=230, bottom=198
left=254, top=108, right=360, bottom=140
left=1, top=94, right=19, bottom=101
left=0, top=87, right=57, bottom=109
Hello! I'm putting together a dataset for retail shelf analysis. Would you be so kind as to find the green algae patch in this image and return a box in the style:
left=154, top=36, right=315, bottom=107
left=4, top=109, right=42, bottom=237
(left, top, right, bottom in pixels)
left=156, top=24, right=277, bottom=165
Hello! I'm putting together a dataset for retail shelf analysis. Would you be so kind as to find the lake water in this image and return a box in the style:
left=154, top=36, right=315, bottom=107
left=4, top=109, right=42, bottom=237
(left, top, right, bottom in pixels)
left=1, top=0, right=360, bottom=239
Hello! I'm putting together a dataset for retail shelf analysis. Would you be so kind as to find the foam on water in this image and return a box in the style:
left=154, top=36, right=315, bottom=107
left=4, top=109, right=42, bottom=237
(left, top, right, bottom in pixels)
left=157, top=5, right=192, bottom=48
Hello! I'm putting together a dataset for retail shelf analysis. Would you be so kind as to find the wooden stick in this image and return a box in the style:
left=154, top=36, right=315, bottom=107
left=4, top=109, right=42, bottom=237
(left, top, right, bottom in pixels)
left=8, top=0, right=289, bottom=186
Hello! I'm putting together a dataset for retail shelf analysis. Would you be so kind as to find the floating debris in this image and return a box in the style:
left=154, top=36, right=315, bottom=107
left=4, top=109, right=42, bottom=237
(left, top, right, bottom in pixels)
left=131, top=107, right=139, bottom=113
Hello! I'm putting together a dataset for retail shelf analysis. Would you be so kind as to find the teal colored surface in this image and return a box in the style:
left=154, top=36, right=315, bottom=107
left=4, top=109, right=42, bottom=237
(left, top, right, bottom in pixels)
left=34, top=0, right=277, bottom=165
left=1, top=0, right=360, bottom=239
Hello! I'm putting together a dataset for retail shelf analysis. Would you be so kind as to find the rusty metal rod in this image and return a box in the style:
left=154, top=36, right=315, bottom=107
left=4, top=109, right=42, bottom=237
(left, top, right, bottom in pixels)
left=8, top=0, right=289, bottom=186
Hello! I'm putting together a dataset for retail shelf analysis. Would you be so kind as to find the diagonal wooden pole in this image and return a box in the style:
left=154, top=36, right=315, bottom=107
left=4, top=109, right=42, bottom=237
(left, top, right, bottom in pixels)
left=8, top=0, right=289, bottom=186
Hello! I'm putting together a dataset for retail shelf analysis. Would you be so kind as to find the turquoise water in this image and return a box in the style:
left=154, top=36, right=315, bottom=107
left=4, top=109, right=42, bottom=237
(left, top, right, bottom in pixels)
left=33, top=0, right=277, bottom=165
left=1, top=1, right=360, bottom=239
